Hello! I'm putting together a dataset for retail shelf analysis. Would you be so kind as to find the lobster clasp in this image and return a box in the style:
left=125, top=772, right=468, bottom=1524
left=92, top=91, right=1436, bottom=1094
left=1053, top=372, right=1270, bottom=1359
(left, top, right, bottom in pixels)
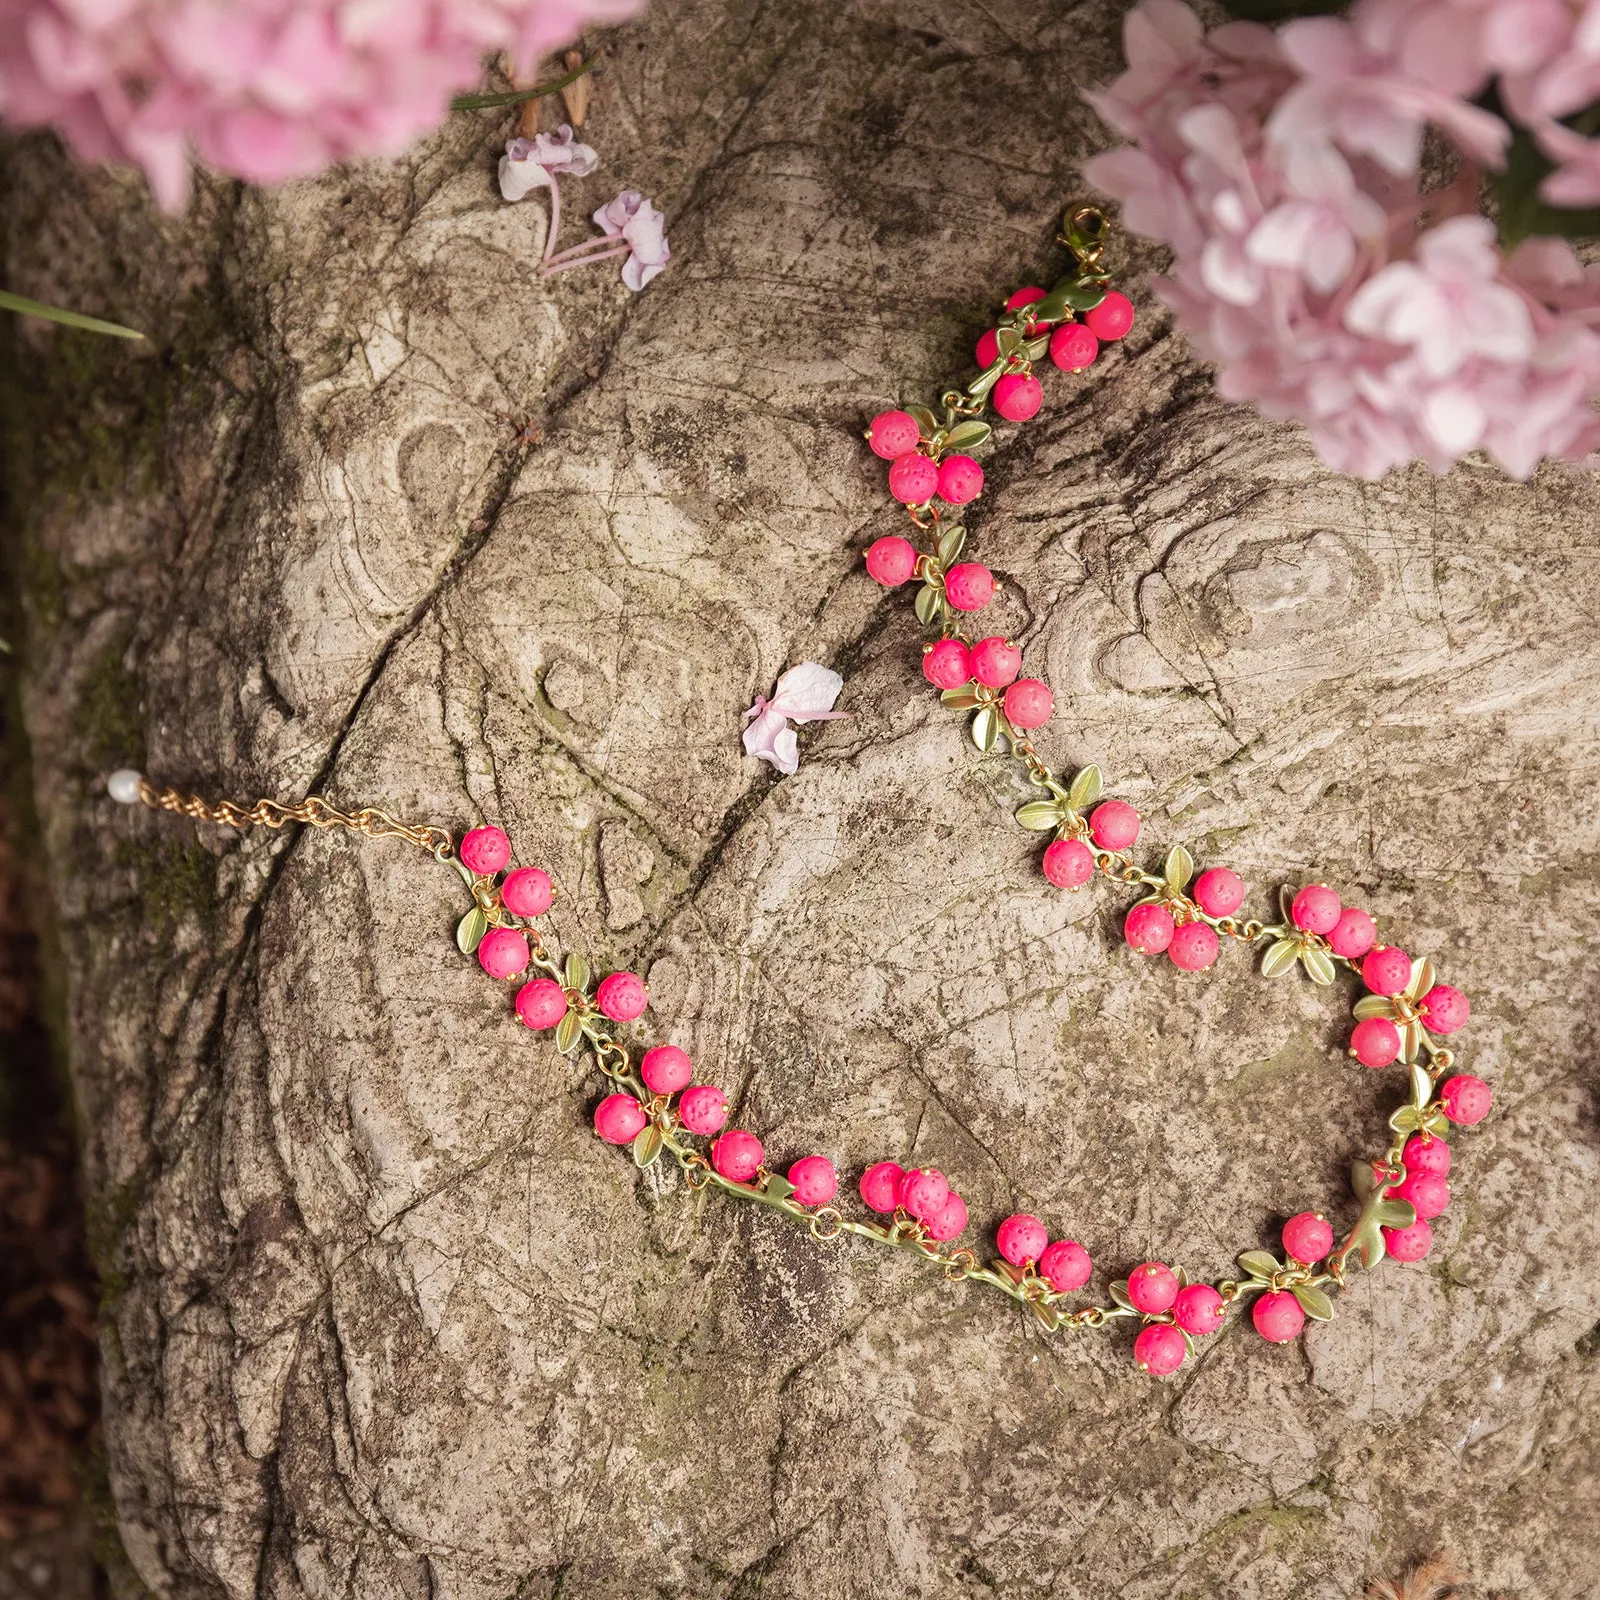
left=1059, top=205, right=1111, bottom=270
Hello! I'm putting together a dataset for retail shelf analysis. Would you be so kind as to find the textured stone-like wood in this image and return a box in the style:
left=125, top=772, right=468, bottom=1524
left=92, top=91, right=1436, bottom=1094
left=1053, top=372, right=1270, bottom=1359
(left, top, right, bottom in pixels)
left=4, top=3, right=1599, bottom=1596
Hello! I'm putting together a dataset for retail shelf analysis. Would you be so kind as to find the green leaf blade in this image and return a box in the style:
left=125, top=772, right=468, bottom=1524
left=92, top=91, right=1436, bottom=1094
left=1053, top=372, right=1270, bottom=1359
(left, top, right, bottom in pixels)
left=456, top=906, right=488, bottom=955
left=0, top=289, right=145, bottom=340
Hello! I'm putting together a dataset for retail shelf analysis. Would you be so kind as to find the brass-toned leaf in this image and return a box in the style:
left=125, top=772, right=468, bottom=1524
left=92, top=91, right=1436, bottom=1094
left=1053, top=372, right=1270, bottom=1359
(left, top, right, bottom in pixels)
left=941, top=686, right=980, bottom=710
left=996, top=1259, right=1027, bottom=1286
left=1399, top=1019, right=1422, bottom=1063
left=937, top=524, right=967, bottom=566
left=914, top=583, right=944, bottom=627
left=762, top=1173, right=795, bottom=1201
left=969, top=363, right=1003, bottom=400
left=1353, top=995, right=1393, bottom=1021
left=1409, top=1063, right=1432, bottom=1109
left=554, top=1009, right=581, bottom=1054
left=1236, top=1249, right=1281, bottom=1282
left=632, top=1124, right=663, bottom=1168
left=1015, top=800, right=1066, bottom=831
left=1373, top=1197, right=1417, bottom=1230
left=1351, top=1159, right=1378, bottom=1201
left=942, top=420, right=993, bottom=454
left=1055, top=277, right=1108, bottom=311
left=1423, top=1108, right=1451, bottom=1138
left=905, top=403, right=938, bottom=438
left=1109, top=1279, right=1134, bottom=1310
left=1405, top=957, right=1436, bottom=1002
left=1292, top=1283, right=1335, bottom=1321
left=455, top=905, right=488, bottom=956
left=1279, top=884, right=1297, bottom=925
left=1261, top=938, right=1302, bottom=978
left=1030, top=1300, right=1061, bottom=1332
left=1300, top=944, right=1337, bottom=986
left=1022, top=333, right=1051, bottom=361
left=994, top=327, right=1022, bottom=358
left=1357, top=1224, right=1386, bottom=1270
left=565, top=952, right=589, bottom=991
left=971, top=706, right=999, bottom=752
left=452, top=859, right=478, bottom=889
left=1067, top=764, right=1103, bottom=811
left=1389, top=1105, right=1421, bottom=1133
left=1164, top=844, right=1194, bottom=893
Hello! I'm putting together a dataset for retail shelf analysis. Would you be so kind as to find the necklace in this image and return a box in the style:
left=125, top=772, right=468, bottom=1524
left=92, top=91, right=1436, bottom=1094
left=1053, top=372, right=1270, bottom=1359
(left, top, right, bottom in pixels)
left=104, top=207, right=1491, bottom=1379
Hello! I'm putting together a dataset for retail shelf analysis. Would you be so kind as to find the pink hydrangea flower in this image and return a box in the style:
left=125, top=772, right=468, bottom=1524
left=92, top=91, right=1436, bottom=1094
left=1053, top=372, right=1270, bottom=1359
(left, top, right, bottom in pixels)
left=591, top=189, right=670, bottom=291
left=499, top=125, right=597, bottom=201
left=741, top=662, right=846, bottom=776
left=0, top=0, right=644, bottom=210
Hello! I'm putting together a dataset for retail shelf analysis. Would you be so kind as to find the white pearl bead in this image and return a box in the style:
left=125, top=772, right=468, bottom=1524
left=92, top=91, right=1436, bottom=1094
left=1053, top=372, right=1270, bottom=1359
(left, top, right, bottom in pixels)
left=107, top=768, right=144, bottom=805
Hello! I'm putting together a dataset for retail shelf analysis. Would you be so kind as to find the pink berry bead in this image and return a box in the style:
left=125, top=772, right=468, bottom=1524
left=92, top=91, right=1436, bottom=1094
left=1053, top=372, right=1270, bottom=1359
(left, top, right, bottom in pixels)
left=1006, top=286, right=1047, bottom=312
left=937, top=455, right=984, bottom=505
left=1173, top=1283, right=1226, bottom=1336
left=1038, top=1238, right=1092, bottom=1294
left=925, top=1191, right=969, bottom=1242
left=1291, top=883, right=1341, bottom=935
left=594, top=1093, right=648, bottom=1145
left=1127, top=1261, right=1178, bottom=1315
left=1134, top=1322, right=1187, bottom=1376
left=1350, top=1016, right=1401, bottom=1068
left=1327, top=906, right=1377, bottom=959
left=944, top=562, right=995, bottom=612
left=1089, top=800, right=1140, bottom=851
left=1124, top=902, right=1175, bottom=957
left=1383, top=1217, right=1434, bottom=1261
left=1394, top=1170, right=1450, bottom=1220
left=898, top=1167, right=950, bottom=1221
left=460, top=825, right=511, bottom=876
left=639, top=1044, right=692, bottom=1095
left=996, top=1213, right=1049, bottom=1267
left=868, top=409, right=920, bottom=460
left=888, top=453, right=938, bottom=504
left=994, top=373, right=1043, bottom=422
left=1084, top=290, right=1135, bottom=340
left=1282, top=1211, right=1334, bottom=1265
left=922, top=638, right=973, bottom=689
left=866, top=535, right=918, bottom=586
left=1403, top=1133, right=1451, bottom=1178
left=1252, top=1289, right=1306, bottom=1343
left=1049, top=322, right=1098, bottom=371
left=477, top=926, right=530, bottom=980
left=1003, top=678, right=1053, bottom=730
left=501, top=866, right=554, bottom=918
left=1441, top=1074, right=1492, bottom=1126
left=1169, top=921, right=1219, bottom=972
left=678, top=1085, right=728, bottom=1136
left=712, top=1129, right=764, bottom=1183
left=1362, top=945, right=1412, bottom=996
left=596, top=971, right=647, bottom=1022
left=1043, top=837, right=1095, bottom=889
left=970, top=636, right=1022, bottom=688
left=1421, top=983, right=1470, bottom=1034
left=859, top=1161, right=905, bottom=1214
left=1193, top=867, right=1245, bottom=918
left=515, top=977, right=567, bottom=1030
left=787, top=1155, right=838, bottom=1206
left=975, top=328, right=1001, bottom=368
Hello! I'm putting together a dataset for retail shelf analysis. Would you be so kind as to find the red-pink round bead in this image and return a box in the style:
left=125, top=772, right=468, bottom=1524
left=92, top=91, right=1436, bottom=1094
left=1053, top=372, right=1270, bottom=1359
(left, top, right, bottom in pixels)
left=787, top=1155, right=838, bottom=1206
left=859, top=1161, right=905, bottom=1214
left=1003, top=678, right=1053, bottom=730
left=976, top=328, right=1001, bottom=368
left=596, top=971, right=647, bottom=1022
left=1127, top=1260, right=1178, bottom=1314
left=1361, top=945, right=1412, bottom=996
left=1291, top=883, right=1341, bottom=935
left=944, top=562, right=995, bottom=612
left=866, top=535, right=918, bottom=587
left=1038, top=1238, right=1092, bottom=1293
left=1327, top=906, right=1377, bottom=959
left=970, top=636, right=1022, bottom=688
left=477, top=926, right=530, bottom=980
left=460, top=825, right=511, bottom=876
left=1421, top=983, right=1470, bottom=1035
left=1173, top=1283, right=1226, bottom=1336
left=678, top=1084, right=728, bottom=1136
left=1169, top=921, right=1219, bottom=972
left=712, top=1129, right=764, bottom=1183
left=1441, top=1074, right=1492, bottom=1125
left=1006, top=286, right=1047, bottom=312
left=868, top=409, right=920, bottom=460
left=1085, top=290, right=1135, bottom=341
left=1403, top=1133, right=1451, bottom=1178
left=1134, top=1322, right=1187, bottom=1376
left=1282, top=1211, right=1334, bottom=1264
left=1192, top=867, right=1245, bottom=918
left=515, top=978, right=567, bottom=1030
left=1383, top=1217, right=1434, bottom=1261
left=888, top=453, right=938, bottom=504
left=1252, top=1289, right=1306, bottom=1343
left=1049, top=322, right=1099, bottom=371
left=996, top=1213, right=1048, bottom=1267
left=501, top=866, right=554, bottom=918
left=1124, top=902, right=1175, bottom=956
left=594, top=1093, right=648, bottom=1145
left=937, top=455, right=984, bottom=505
left=922, top=637, right=973, bottom=689
left=1394, top=1170, right=1450, bottom=1220
left=925, top=1191, right=969, bottom=1242
left=898, top=1167, right=950, bottom=1221
left=994, top=373, right=1043, bottom=422
left=1042, top=837, right=1095, bottom=889
left=639, top=1044, right=692, bottom=1095
left=1089, top=800, right=1140, bottom=851
left=1350, top=1016, right=1401, bottom=1068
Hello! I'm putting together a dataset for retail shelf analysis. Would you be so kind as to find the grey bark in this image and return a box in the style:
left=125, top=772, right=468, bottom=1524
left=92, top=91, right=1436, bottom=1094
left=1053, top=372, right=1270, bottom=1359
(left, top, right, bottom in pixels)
left=3, top=2, right=1599, bottom=1596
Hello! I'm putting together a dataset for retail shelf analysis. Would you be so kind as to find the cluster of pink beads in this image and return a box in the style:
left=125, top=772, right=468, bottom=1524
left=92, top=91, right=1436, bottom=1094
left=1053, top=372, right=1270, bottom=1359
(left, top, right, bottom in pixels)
left=858, top=1161, right=972, bottom=1241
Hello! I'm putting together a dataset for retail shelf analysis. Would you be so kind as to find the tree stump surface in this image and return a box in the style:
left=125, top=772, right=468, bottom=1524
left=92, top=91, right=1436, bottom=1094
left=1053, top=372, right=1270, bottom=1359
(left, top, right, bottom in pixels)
left=3, top=3, right=1598, bottom=1596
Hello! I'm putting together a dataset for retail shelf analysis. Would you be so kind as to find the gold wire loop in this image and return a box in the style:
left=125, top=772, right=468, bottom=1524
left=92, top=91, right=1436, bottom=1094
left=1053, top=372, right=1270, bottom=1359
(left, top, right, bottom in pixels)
left=943, top=1249, right=976, bottom=1282
left=1060, top=205, right=1110, bottom=268
left=682, top=1153, right=713, bottom=1191
left=809, top=1207, right=844, bottom=1242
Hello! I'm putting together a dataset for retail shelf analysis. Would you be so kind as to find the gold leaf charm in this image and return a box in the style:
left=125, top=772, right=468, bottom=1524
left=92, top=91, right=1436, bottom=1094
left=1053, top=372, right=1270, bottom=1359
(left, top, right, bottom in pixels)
left=565, top=951, right=589, bottom=991
left=914, top=584, right=944, bottom=627
left=632, top=1124, right=663, bottom=1168
left=1353, top=994, right=1393, bottom=1020
left=455, top=905, right=488, bottom=955
left=943, top=419, right=993, bottom=453
left=554, top=1009, right=582, bottom=1054
left=971, top=705, right=999, bottom=752
left=1299, top=945, right=1336, bottom=986
left=906, top=403, right=938, bottom=438
left=1029, top=1300, right=1061, bottom=1332
left=1067, top=764, right=1103, bottom=811
left=1409, top=1063, right=1432, bottom=1108
left=1015, top=800, right=1065, bottom=831
left=1292, top=1284, right=1334, bottom=1321
left=941, top=686, right=981, bottom=710
left=1236, top=1249, right=1281, bottom=1282
left=1108, top=1279, right=1135, bottom=1310
left=1261, top=938, right=1301, bottom=978
left=937, top=525, right=967, bottom=565
left=1164, top=844, right=1194, bottom=893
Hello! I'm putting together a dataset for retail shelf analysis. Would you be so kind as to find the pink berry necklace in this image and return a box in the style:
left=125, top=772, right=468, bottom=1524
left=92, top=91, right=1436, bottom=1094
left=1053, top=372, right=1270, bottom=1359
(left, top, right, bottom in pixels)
left=103, top=207, right=1492, bottom=1380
